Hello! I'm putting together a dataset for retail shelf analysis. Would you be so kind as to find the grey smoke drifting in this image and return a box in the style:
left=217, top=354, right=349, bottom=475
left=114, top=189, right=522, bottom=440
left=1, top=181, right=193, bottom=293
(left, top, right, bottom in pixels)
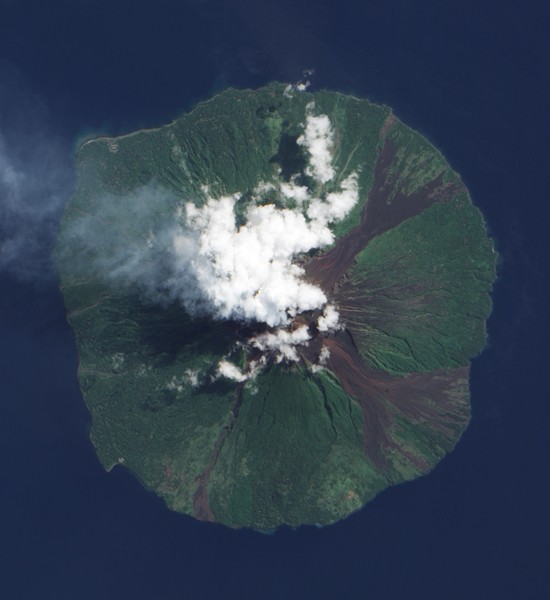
left=0, top=63, right=73, bottom=283
left=63, top=101, right=361, bottom=373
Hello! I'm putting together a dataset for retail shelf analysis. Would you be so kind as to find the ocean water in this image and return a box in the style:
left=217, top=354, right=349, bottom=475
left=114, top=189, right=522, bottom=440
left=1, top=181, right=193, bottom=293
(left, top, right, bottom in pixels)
left=1, top=1, right=548, bottom=598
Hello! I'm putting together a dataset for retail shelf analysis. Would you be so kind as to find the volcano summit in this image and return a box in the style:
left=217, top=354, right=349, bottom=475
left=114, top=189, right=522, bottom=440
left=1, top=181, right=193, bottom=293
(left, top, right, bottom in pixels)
left=56, top=83, right=496, bottom=530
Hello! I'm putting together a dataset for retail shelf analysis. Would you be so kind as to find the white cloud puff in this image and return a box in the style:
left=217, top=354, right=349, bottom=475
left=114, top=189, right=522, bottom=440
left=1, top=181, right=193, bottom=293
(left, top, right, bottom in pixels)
left=307, top=173, right=359, bottom=224
left=217, top=360, right=248, bottom=382
left=297, top=103, right=335, bottom=184
left=250, top=325, right=311, bottom=363
left=319, top=345, right=331, bottom=364
left=317, top=304, right=341, bottom=333
left=279, top=181, right=310, bottom=203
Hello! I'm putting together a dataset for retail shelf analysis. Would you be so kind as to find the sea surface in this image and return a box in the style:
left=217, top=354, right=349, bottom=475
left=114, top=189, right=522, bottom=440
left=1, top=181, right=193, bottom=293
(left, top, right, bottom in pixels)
left=1, top=1, right=548, bottom=598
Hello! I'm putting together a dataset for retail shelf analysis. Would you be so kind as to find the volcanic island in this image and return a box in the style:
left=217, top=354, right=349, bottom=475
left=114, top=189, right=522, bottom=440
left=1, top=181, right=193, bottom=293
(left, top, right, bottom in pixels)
left=56, top=82, right=497, bottom=530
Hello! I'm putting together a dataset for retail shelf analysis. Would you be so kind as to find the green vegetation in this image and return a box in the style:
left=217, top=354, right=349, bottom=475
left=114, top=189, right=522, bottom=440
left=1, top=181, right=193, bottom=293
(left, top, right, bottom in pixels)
left=207, top=366, right=386, bottom=529
left=340, top=194, right=496, bottom=375
left=56, top=83, right=496, bottom=530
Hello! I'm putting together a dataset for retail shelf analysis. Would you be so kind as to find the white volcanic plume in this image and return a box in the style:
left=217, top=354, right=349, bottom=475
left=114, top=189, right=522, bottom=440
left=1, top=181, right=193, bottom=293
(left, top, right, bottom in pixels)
left=170, top=171, right=358, bottom=328
left=165, top=104, right=358, bottom=372
left=173, top=196, right=328, bottom=327
left=166, top=104, right=359, bottom=338
left=160, top=105, right=359, bottom=374
left=70, top=102, right=360, bottom=375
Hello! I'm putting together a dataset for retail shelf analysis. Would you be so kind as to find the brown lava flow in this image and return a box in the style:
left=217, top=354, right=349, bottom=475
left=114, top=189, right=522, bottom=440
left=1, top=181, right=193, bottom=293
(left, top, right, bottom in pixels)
left=324, top=331, right=470, bottom=471
left=192, top=386, right=244, bottom=521
left=193, top=115, right=472, bottom=517
left=304, top=115, right=463, bottom=293
left=301, top=114, right=470, bottom=472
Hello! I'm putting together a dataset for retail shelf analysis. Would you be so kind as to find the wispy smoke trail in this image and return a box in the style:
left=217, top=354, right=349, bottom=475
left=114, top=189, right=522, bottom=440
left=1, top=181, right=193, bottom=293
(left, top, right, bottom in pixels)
left=0, top=62, right=73, bottom=283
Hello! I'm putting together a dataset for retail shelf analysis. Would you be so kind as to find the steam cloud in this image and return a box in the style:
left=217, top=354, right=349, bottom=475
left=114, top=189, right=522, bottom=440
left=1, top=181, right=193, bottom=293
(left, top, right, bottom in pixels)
left=0, top=66, right=358, bottom=383
left=297, top=102, right=335, bottom=184
left=170, top=169, right=358, bottom=328
left=67, top=102, right=360, bottom=377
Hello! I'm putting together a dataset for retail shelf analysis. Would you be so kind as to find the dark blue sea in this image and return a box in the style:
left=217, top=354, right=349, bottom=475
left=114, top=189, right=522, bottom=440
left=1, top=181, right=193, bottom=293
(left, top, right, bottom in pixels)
left=1, top=1, right=548, bottom=598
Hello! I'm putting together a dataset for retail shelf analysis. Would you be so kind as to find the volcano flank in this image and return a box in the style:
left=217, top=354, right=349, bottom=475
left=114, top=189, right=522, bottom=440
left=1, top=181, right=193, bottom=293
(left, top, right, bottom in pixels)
left=56, top=83, right=496, bottom=530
